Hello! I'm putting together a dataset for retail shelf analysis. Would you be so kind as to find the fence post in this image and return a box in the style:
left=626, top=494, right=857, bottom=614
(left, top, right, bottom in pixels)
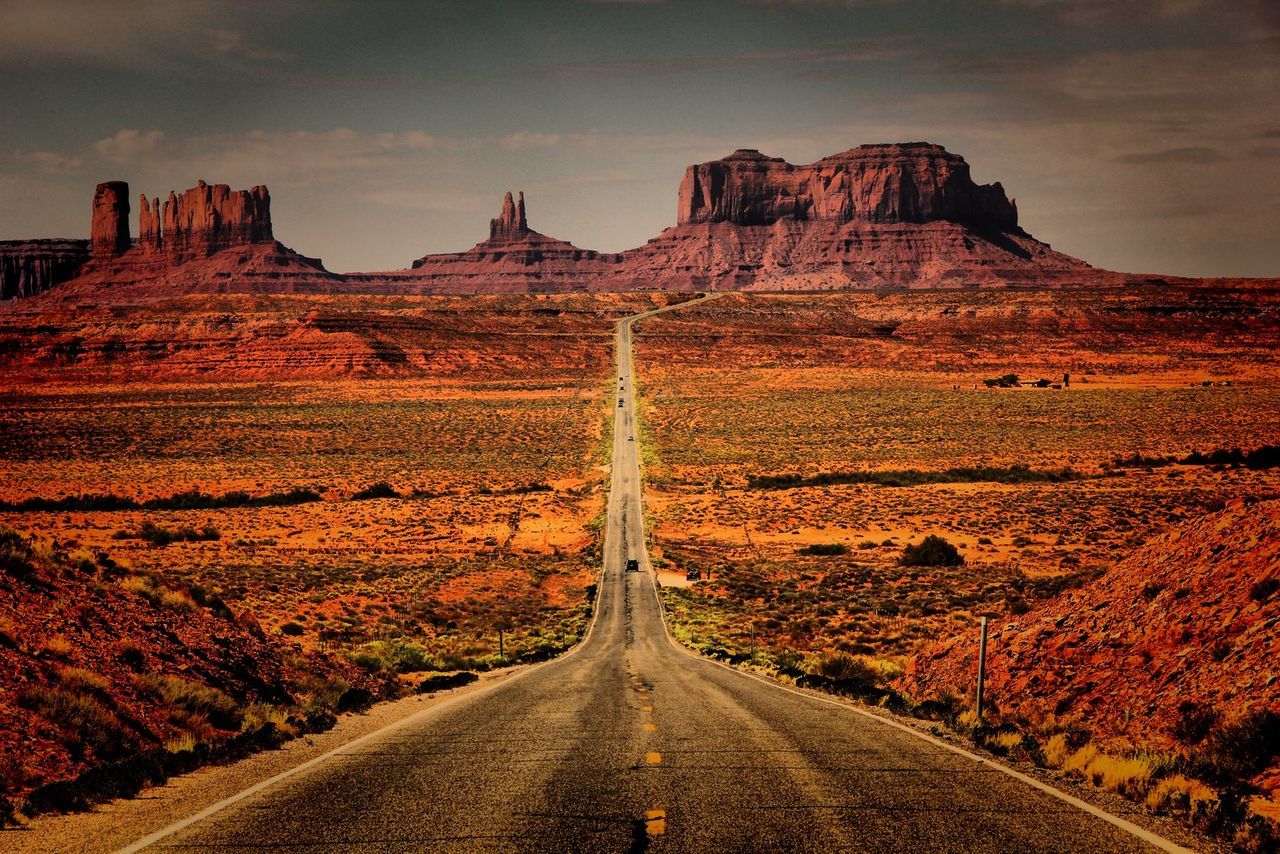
left=975, top=616, right=989, bottom=722
left=499, top=629, right=505, bottom=661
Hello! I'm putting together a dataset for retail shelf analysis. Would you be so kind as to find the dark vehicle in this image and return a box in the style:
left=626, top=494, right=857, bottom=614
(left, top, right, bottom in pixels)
left=625, top=559, right=640, bottom=572
left=618, top=398, right=624, bottom=406
left=686, top=568, right=702, bottom=581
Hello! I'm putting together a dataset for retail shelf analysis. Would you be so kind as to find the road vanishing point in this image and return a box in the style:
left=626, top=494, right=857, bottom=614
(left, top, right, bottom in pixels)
left=122, top=295, right=1189, bottom=853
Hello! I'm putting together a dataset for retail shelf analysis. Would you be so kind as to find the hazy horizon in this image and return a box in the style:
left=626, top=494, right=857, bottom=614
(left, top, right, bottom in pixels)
left=2, top=0, right=1278, bottom=276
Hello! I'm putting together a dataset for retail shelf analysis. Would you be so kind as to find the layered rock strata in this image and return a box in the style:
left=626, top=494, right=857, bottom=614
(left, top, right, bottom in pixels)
left=0, top=240, right=90, bottom=300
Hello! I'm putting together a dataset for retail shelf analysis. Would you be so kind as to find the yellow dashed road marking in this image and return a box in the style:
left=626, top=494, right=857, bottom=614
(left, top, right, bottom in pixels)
left=645, top=751, right=662, bottom=765
left=645, top=809, right=666, bottom=836
left=643, top=722, right=656, bottom=732
left=642, top=705, right=652, bottom=712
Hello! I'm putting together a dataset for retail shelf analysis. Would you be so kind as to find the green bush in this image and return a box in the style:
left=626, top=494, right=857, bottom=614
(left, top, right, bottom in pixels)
left=352, top=482, right=401, bottom=501
left=0, top=527, right=38, bottom=578
left=142, top=675, right=242, bottom=730
left=810, top=650, right=880, bottom=684
left=132, top=522, right=221, bottom=547
left=1198, top=710, right=1280, bottom=782
left=20, top=686, right=130, bottom=758
left=797, top=543, right=849, bottom=556
left=348, top=649, right=386, bottom=673
left=899, top=535, right=964, bottom=567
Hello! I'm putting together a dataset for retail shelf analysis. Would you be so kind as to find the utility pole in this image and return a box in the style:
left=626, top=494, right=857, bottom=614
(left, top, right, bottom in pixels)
left=499, top=629, right=505, bottom=661
left=975, top=616, right=989, bottom=722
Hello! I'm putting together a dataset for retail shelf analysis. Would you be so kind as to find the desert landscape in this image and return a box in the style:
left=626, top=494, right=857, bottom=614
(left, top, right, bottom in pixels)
left=2, top=2, right=1278, bottom=850
left=631, top=288, right=1280, bottom=837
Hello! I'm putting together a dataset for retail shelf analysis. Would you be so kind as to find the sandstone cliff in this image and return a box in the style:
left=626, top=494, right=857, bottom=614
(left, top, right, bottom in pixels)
left=90, top=181, right=130, bottom=260
left=489, top=191, right=529, bottom=241
left=0, top=240, right=90, bottom=300
left=42, top=179, right=335, bottom=301
left=677, top=144, right=1018, bottom=230
left=137, top=180, right=273, bottom=259
left=617, top=143, right=1104, bottom=290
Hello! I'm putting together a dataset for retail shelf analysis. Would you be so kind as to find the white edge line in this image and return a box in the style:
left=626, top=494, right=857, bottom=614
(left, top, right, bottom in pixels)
left=628, top=306, right=1196, bottom=854
left=116, top=390, right=623, bottom=854
left=118, top=292, right=745, bottom=852
left=647, top=579, right=1195, bottom=854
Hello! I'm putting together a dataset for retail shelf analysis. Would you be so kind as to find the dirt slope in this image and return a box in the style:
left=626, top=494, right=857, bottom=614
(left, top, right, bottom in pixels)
left=901, top=499, right=1280, bottom=782
left=0, top=530, right=373, bottom=816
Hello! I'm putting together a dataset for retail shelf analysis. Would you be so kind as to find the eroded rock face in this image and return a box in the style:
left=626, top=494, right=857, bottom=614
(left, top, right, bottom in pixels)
left=394, top=191, right=624, bottom=293
left=677, top=144, right=1018, bottom=231
left=90, top=181, right=131, bottom=259
left=152, top=180, right=274, bottom=258
left=489, top=191, right=529, bottom=241
left=0, top=240, right=90, bottom=300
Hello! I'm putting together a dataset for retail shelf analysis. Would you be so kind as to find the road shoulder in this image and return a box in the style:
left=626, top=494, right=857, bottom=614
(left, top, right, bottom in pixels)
left=1, top=667, right=528, bottom=854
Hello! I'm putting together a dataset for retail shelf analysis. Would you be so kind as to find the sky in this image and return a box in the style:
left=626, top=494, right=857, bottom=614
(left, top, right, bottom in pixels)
left=1, top=0, right=1277, bottom=276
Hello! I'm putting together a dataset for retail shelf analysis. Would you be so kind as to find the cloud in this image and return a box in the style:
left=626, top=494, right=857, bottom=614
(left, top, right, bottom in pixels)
left=92, top=130, right=166, bottom=166
left=1114, top=147, right=1228, bottom=165
left=0, top=1, right=297, bottom=70
left=11, top=150, right=85, bottom=175
left=533, top=43, right=914, bottom=80
left=209, top=29, right=295, bottom=63
left=998, top=0, right=1265, bottom=26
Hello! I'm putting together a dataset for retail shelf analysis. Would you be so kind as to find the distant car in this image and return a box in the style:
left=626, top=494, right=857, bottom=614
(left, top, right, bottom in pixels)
left=625, top=559, right=640, bottom=572
left=618, top=398, right=624, bottom=406
left=628, top=436, right=634, bottom=441
left=686, top=568, right=702, bottom=581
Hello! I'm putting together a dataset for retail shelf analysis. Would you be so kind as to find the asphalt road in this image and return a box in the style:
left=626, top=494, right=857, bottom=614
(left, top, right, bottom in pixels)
left=134, top=297, right=1182, bottom=853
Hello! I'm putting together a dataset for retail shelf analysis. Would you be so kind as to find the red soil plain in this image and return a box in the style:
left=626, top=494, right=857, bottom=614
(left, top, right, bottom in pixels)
left=1, top=142, right=1278, bottom=844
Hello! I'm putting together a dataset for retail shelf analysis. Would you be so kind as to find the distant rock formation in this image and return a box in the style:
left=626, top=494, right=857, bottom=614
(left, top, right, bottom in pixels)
left=489, top=191, right=529, bottom=241
left=22, top=179, right=332, bottom=302
left=8, top=142, right=1270, bottom=301
left=617, top=143, right=1102, bottom=290
left=381, top=145, right=1102, bottom=293
left=0, top=239, right=90, bottom=300
left=137, top=180, right=273, bottom=259
left=90, top=181, right=131, bottom=259
left=381, top=191, right=624, bottom=293
left=677, top=144, right=1018, bottom=230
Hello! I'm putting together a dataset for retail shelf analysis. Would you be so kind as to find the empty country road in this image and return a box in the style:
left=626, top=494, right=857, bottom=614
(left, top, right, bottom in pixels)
left=122, top=295, right=1187, bottom=853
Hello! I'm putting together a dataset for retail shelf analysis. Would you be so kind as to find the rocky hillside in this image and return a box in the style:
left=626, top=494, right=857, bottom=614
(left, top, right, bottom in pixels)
left=0, top=528, right=375, bottom=817
left=901, top=498, right=1280, bottom=785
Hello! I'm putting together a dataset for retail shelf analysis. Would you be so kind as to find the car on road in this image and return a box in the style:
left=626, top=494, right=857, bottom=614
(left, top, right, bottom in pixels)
left=628, top=436, right=634, bottom=441
left=618, top=398, right=624, bottom=406
left=625, top=559, right=639, bottom=572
